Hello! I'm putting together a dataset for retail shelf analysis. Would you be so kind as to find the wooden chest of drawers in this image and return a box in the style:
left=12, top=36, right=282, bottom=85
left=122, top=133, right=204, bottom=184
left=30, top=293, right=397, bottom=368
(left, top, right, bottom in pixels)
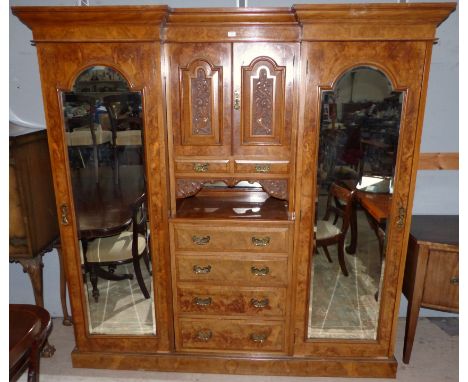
left=170, top=220, right=293, bottom=354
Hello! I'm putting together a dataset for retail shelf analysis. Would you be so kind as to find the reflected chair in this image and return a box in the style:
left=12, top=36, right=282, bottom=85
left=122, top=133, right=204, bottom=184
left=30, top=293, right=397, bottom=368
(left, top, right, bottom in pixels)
left=83, top=194, right=151, bottom=302
left=315, top=183, right=355, bottom=276
left=64, top=94, right=112, bottom=183
left=102, top=94, right=143, bottom=183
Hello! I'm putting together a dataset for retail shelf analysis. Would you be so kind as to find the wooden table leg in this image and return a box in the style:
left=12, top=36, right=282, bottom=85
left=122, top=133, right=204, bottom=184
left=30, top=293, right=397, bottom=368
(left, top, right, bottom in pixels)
left=55, top=245, right=73, bottom=326
left=17, top=257, right=56, bottom=358
left=403, top=245, right=429, bottom=364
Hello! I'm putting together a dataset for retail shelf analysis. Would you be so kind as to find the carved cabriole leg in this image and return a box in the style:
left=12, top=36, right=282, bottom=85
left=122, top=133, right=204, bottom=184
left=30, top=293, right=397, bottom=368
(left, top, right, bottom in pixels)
left=17, top=257, right=56, bottom=358
left=55, top=245, right=73, bottom=326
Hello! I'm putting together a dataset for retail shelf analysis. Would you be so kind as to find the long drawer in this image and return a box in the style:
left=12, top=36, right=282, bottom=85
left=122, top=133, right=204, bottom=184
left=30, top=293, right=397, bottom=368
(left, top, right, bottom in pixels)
left=175, top=254, right=288, bottom=285
left=172, top=223, right=290, bottom=253
left=177, top=318, right=285, bottom=353
left=176, top=285, right=286, bottom=317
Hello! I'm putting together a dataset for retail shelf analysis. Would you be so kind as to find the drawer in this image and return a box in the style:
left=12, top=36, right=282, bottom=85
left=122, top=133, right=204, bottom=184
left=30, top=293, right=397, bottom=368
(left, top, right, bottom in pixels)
left=422, top=249, right=459, bottom=310
left=173, top=223, right=290, bottom=253
left=177, top=318, right=285, bottom=353
left=175, top=159, right=230, bottom=174
left=176, top=255, right=288, bottom=285
left=176, top=285, right=286, bottom=317
left=234, top=160, right=289, bottom=175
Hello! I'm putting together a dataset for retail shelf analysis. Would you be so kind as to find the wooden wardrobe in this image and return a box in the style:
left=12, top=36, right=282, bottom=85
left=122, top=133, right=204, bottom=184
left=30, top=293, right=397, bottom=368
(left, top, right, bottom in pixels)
left=12, top=3, right=455, bottom=378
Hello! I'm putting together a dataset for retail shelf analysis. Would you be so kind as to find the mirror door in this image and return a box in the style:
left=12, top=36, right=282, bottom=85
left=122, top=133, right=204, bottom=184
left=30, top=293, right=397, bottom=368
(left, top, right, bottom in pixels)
left=293, top=40, right=428, bottom=357
left=62, top=66, right=155, bottom=336
left=308, top=66, right=403, bottom=340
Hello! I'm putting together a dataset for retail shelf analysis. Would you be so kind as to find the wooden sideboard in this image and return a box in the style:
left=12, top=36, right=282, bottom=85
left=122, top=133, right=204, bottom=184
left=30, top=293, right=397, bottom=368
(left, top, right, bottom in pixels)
left=402, top=215, right=459, bottom=364
left=9, top=125, right=72, bottom=341
left=12, top=3, right=456, bottom=378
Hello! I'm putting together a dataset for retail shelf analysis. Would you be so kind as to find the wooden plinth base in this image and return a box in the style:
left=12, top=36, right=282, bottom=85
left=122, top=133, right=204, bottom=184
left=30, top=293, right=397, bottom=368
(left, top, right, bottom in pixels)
left=72, top=350, right=397, bottom=378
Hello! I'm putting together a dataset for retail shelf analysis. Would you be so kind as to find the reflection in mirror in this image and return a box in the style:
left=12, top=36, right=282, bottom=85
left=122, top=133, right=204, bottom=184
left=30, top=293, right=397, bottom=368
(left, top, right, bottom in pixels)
left=308, top=67, right=403, bottom=340
left=62, top=66, right=155, bottom=335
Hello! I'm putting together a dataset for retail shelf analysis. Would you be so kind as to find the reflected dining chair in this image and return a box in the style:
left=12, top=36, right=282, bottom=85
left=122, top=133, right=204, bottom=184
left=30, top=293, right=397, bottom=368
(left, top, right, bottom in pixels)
left=315, top=183, right=355, bottom=276
left=63, top=94, right=112, bottom=183
left=82, top=194, right=151, bottom=302
left=102, top=94, right=143, bottom=183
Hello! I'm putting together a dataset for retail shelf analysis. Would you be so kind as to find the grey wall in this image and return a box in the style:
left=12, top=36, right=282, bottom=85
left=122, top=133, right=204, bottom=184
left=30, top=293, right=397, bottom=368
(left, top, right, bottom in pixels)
left=9, top=0, right=458, bottom=318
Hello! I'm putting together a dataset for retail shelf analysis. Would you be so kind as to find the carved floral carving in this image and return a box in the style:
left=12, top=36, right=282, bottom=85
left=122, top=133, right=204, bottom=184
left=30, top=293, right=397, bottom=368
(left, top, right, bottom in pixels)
left=191, top=68, right=212, bottom=135
left=176, top=178, right=288, bottom=200
left=176, top=179, right=232, bottom=198
left=256, top=179, right=288, bottom=200
left=252, top=68, right=274, bottom=135
left=176, top=179, right=204, bottom=198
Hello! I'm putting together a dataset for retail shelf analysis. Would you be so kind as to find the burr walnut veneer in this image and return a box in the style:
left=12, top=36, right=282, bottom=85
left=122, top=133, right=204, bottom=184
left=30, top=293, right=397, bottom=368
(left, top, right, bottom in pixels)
left=12, top=3, right=455, bottom=378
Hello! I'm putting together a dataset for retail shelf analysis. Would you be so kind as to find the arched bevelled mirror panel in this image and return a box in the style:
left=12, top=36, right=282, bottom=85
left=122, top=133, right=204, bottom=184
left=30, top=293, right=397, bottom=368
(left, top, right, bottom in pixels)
left=61, top=66, right=156, bottom=336
left=308, top=66, right=403, bottom=340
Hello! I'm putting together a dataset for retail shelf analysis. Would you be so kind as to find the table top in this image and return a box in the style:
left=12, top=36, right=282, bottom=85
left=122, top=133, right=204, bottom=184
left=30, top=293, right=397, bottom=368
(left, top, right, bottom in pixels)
left=71, top=164, right=145, bottom=239
left=357, top=192, right=392, bottom=223
left=339, top=179, right=392, bottom=223
left=9, top=304, right=51, bottom=368
left=410, top=215, right=459, bottom=246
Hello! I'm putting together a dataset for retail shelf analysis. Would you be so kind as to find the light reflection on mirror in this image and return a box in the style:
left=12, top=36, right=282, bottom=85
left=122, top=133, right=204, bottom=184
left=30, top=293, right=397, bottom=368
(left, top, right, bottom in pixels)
left=308, top=67, right=403, bottom=340
left=62, top=66, right=155, bottom=336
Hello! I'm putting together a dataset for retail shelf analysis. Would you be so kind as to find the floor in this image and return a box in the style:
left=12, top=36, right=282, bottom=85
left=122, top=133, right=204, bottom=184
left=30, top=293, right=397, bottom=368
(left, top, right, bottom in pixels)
left=84, top=262, right=155, bottom=335
left=17, top=317, right=458, bottom=382
left=308, top=197, right=383, bottom=340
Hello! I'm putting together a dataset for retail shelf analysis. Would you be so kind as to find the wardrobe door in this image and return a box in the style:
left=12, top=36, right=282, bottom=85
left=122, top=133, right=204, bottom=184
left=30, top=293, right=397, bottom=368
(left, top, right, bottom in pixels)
left=294, top=41, right=429, bottom=358
left=167, top=43, right=232, bottom=158
left=35, top=41, right=172, bottom=355
left=232, top=43, right=298, bottom=159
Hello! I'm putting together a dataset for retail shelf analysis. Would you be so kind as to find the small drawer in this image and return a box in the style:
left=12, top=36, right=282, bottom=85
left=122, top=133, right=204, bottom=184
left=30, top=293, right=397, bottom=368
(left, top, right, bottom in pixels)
left=177, top=285, right=286, bottom=317
left=173, top=223, right=290, bottom=253
left=234, top=160, right=289, bottom=175
left=422, top=249, right=459, bottom=310
left=175, top=159, right=230, bottom=174
left=177, top=318, right=285, bottom=353
left=176, top=255, right=288, bottom=285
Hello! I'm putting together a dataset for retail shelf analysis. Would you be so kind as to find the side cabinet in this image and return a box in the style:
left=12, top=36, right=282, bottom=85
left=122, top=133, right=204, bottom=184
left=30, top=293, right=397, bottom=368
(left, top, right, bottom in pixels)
left=12, top=3, right=456, bottom=378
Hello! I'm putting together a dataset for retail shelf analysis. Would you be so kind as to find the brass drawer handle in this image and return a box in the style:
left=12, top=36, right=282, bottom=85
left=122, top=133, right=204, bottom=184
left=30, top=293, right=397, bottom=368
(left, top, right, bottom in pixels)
left=450, top=277, right=459, bottom=285
left=234, top=90, right=240, bottom=110
left=250, top=332, right=268, bottom=343
left=255, top=164, right=271, bottom=173
left=251, top=298, right=269, bottom=308
left=193, top=297, right=212, bottom=306
left=196, top=329, right=212, bottom=341
left=251, top=266, right=270, bottom=276
left=252, top=236, right=270, bottom=247
left=192, top=235, right=210, bottom=245
left=193, top=163, right=209, bottom=173
left=193, top=264, right=212, bottom=274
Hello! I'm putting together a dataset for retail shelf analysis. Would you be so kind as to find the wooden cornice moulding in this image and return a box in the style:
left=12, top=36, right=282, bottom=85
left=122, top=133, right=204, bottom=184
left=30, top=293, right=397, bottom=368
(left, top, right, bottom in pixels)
left=294, top=2, right=456, bottom=41
left=11, top=6, right=169, bottom=42
left=164, top=7, right=300, bottom=42
left=418, top=152, right=459, bottom=170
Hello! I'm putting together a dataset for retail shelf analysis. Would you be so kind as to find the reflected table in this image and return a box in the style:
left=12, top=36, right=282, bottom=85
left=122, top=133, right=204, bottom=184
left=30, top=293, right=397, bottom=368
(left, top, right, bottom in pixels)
left=341, top=179, right=392, bottom=255
left=71, top=164, right=145, bottom=240
left=71, top=164, right=146, bottom=282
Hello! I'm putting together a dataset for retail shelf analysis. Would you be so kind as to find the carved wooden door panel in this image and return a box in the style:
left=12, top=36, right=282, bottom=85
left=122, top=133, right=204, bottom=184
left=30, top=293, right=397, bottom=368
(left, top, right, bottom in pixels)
left=167, top=43, right=231, bottom=157
left=232, top=43, right=299, bottom=158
